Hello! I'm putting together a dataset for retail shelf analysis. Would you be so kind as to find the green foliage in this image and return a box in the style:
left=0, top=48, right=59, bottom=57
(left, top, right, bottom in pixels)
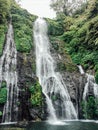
left=0, top=84, right=7, bottom=104
left=73, top=3, right=87, bottom=16
left=95, top=71, right=98, bottom=84
left=16, top=101, right=20, bottom=106
left=60, top=14, right=98, bottom=73
left=56, top=62, right=66, bottom=72
left=87, top=0, right=98, bottom=19
left=1, top=81, right=6, bottom=88
left=49, top=36, right=78, bottom=72
left=82, top=97, right=98, bottom=119
left=61, top=31, right=75, bottom=43
left=46, top=18, right=64, bottom=36
left=51, top=95, right=57, bottom=101
left=32, top=62, right=36, bottom=74
left=0, top=0, right=11, bottom=23
left=0, top=0, right=12, bottom=56
left=0, top=111, right=2, bottom=116
left=50, top=0, right=87, bottom=15
left=49, top=0, right=98, bottom=77
left=11, top=4, right=37, bottom=53
left=29, top=82, right=43, bottom=107
left=0, top=24, right=7, bottom=56
left=50, top=0, right=65, bottom=14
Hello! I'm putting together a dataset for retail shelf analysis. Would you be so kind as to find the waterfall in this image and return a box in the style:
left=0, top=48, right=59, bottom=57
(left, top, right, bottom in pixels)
left=83, top=74, right=98, bottom=100
left=77, top=65, right=98, bottom=99
left=77, top=65, right=98, bottom=119
left=0, top=23, right=19, bottom=122
left=33, top=18, right=77, bottom=122
left=82, top=73, right=98, bottom=119
left=78, top=65, right=85, bottom=75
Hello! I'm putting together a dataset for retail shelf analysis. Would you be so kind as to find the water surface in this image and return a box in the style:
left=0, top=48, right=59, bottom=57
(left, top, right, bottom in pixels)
left=1, top=121, right=98, bottom=130
left=26, top=121, right=98, bottom=130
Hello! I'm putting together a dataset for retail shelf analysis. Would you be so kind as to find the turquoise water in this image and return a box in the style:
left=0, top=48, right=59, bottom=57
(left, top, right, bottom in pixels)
left=0, top=121, right=98, bottom=130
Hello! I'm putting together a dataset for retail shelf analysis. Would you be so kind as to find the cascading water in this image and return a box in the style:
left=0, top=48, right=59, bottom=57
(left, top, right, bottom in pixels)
left=78, top=65, right=85, bottom=75
left=83, top=74, right=98, bottom=100
left=78, top=65, right=98, bottom=119
left=78, top=65, right=98, bottom=99
left=83, top=73, right=98, bottom=119
left=33, top=18, right=77, bottom=122
left=0, top=23, right=19, bottom=122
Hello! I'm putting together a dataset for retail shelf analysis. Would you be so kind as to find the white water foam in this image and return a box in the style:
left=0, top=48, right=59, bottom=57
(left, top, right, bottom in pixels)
left=0, top=23, right=19, bottom=122
left=33, top=17, right=77, bottom=123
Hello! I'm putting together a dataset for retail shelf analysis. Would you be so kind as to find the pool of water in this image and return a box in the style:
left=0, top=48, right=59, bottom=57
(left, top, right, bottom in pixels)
left=0, top=121, right=98, bottom=130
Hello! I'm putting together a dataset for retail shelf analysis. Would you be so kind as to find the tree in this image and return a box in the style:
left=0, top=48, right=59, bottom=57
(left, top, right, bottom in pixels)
left=50, top=0, right=65, bottom=13
left=86, top=0, right=98, bottom=18
left=50, top=0, right=87, bottom=15
left=0, top=0, right=10, bottom=23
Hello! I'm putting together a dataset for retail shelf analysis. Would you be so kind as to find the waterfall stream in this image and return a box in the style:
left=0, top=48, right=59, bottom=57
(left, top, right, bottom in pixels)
left=78, top=65, right=85, bottom=75
left=0, top=23, right=19, bottom=122
left=33, top=18, right=77, bottom=122
left=78, top=65, right=98, bottom=119
left=78, top=65, right=98, bottom=99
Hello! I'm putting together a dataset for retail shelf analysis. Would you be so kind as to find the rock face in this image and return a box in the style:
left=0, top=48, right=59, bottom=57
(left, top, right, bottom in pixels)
left=17, top=50, right=46, bottom=121
left=17, top=51, right=34, bottom=121
left=62, top=72, right=86, bottom=118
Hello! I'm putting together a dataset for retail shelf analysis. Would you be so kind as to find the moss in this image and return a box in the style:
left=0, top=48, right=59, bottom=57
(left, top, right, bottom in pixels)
left=56, top=62, right=67, bottom=72
left=32, top=62, right=36, bottom=74
left=56, top=62, right=77, bottom=72
left=65, top=63, right=78, bottom=72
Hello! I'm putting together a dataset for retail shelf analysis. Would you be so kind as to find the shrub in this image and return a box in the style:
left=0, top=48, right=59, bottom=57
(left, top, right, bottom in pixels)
left=29, top=82, right=43, bottom=107
left=11, top=5, right=36, bottom=53
left=0, top=87, right=7, bottom=104
left=46, top=18, right=64, bottom=36
left=82, top=96, right=98, bottom=119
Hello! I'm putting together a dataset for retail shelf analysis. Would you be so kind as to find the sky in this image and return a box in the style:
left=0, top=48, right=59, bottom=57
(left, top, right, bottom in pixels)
left=20, top=0, right=56, bottom=18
